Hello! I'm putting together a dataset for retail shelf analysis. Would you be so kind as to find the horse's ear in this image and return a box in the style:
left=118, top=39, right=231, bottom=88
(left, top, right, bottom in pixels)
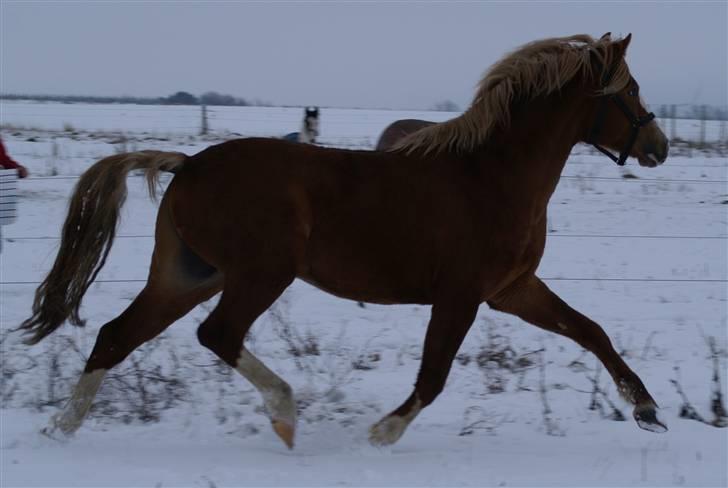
left=612, top=33, right=632, bottom=57
left=600, top=32, right=612, bottom=41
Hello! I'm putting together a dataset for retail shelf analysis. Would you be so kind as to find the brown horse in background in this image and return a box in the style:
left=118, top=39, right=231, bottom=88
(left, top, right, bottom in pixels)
left=20, top=33, right=669, bottom=449
left=375, top=119, right=436, bottom=151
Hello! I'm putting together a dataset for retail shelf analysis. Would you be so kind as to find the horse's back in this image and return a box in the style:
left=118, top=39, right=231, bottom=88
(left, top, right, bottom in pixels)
left=375, top=119, right=436, bottom=151
left=179, top=137, right=416, bottom=205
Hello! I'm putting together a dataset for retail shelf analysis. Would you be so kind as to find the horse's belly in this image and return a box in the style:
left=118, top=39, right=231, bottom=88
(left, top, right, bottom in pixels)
left=299, top=242, right=433, bottom=305
left=299, top=274, right=429, bottom=305
left=299, top=272, right=431, bottom=305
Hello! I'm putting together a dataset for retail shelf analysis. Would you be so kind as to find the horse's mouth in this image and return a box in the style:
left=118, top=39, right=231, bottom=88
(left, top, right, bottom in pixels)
left=637, top=152, right=662, bottom=168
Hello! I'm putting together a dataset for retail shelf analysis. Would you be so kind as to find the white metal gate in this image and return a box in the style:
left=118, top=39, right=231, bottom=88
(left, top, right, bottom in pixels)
left=0, top=169, right=19, bottom=226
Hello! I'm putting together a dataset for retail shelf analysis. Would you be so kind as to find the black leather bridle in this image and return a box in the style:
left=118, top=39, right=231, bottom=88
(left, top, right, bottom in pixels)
left=587, top=67, right=655, bottom=166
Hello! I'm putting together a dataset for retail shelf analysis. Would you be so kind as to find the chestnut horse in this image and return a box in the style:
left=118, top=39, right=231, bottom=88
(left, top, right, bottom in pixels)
left=21, top=34, right=669, bottom=449
left=375, top=119, right=436, bottom=151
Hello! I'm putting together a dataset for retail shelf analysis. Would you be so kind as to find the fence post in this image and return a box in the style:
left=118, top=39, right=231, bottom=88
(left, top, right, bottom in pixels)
left=699, top=105, right=707, bottom=148
left=200, top=104, right=208, bottom=136
left=670, top=105, right=677, bottom=140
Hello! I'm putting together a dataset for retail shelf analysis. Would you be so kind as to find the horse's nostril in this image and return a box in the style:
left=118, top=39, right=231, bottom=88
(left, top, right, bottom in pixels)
left=644, top=140, right=668, bottom=163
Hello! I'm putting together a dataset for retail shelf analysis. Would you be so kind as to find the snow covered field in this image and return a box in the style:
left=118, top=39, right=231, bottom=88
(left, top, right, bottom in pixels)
left=2, top=100, right=726, bottom=149
left=1, top=102, right=727, bottom=487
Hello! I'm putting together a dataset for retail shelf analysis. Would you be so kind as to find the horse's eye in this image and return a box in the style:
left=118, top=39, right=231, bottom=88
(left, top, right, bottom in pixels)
left=628, top=86, right=639, bottom=97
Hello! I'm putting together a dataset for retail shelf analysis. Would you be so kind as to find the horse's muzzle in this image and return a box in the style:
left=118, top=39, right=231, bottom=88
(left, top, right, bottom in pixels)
left=636, top=138, right=669, bottom=167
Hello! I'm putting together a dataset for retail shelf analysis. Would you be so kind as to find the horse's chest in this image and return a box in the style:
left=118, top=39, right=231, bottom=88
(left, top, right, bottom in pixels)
left=478, top=224, right=547, bottom=296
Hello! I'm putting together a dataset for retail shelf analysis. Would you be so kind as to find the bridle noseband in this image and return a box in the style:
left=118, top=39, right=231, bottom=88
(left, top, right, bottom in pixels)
left=587, top=67, right=655, bottom=166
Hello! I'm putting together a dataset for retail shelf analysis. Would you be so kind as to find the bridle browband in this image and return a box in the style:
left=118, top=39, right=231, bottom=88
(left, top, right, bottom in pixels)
left=587, top=63, right=655, bottom=166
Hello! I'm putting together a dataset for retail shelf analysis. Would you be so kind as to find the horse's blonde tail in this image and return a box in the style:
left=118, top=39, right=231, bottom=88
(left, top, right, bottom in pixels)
left=18, top=150, right=187, bottom=345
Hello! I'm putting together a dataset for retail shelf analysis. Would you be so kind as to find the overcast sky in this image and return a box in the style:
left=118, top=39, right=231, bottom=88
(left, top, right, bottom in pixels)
left=1, top=1, right=726, bottom=110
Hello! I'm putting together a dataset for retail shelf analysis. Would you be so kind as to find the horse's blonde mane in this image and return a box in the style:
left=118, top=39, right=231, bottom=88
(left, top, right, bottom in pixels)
left=393, top=34, right=632, bottom=155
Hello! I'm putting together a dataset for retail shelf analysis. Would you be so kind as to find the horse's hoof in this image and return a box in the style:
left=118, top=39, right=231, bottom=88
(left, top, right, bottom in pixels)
left=40, top=424, right=69, bottom=442
left=271, top=419, right=295, bottom=449
left=634, top=405, right=668, bottom=433
left=369, top=415, right=406, bottom=447
left=40, top=413, right=79, bottom=441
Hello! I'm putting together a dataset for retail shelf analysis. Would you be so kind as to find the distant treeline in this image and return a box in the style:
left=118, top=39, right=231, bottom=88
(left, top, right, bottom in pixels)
left=0, top=91, right=272, bottom=107
left=1, top=92, right=727, bottom=120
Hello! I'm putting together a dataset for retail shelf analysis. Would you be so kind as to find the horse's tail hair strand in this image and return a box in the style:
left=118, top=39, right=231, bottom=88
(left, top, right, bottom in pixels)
left=17, top=150, right=186, bottom=345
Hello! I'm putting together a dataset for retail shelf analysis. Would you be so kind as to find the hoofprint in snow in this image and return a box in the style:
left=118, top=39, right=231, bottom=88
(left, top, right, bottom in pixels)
left=1, top=102, right=726, bottom=487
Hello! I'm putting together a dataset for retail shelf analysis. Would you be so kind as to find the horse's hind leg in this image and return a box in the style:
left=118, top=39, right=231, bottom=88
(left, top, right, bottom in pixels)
left=196, top=269, right=297, bottom=448
left=44, top=281, right=218, bottom=437
left=488, top=275, right=666, bottom=433
left=369, top=292, right=480, bottom=446
left=44, top=205, right=222, bottom=438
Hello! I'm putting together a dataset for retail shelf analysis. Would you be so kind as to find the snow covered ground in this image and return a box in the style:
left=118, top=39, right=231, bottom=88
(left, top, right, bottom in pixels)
left=2, top=100, right=726, bottom=148
left=1, top=102, right=727, bottom=487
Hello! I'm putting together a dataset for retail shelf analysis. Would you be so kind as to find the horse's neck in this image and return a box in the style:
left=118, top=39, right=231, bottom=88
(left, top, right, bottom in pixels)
left=300, top=118, right=316, bottom=143
left=484, top=93, right=591, bottom=207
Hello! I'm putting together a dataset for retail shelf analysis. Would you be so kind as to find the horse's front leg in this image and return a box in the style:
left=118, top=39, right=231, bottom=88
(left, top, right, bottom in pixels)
left=489, top=275, right=667, bottom=433
left=369, top=292, right=480, bottom=446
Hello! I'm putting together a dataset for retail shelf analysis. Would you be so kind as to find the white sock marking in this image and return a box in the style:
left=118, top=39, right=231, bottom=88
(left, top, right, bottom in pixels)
left=369, top=396, right=422, bottom=446
left=47, top=369, right=107, bottom=436
left=236, top=349, right=295, bottom=425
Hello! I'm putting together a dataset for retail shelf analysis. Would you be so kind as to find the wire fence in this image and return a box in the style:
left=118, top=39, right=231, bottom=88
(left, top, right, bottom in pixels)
left=1, top=277, right=724, bottom=286
left=3, top=232, right=725, bottom=287
left=20, top=173, right=728, bottom=185
left=6, top=233, right=727, bottom=241
left=2, top=102, right=727, bottom=145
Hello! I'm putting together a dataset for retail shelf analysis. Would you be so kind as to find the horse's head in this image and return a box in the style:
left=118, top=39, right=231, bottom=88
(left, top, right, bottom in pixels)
left=585, top=34, right=668, bottom=168
left=304, top=107, right=320, bottom=138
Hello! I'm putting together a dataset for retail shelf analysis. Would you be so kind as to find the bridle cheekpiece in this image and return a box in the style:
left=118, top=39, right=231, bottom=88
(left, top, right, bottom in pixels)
left=587, top=63, right=655, bottom=166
